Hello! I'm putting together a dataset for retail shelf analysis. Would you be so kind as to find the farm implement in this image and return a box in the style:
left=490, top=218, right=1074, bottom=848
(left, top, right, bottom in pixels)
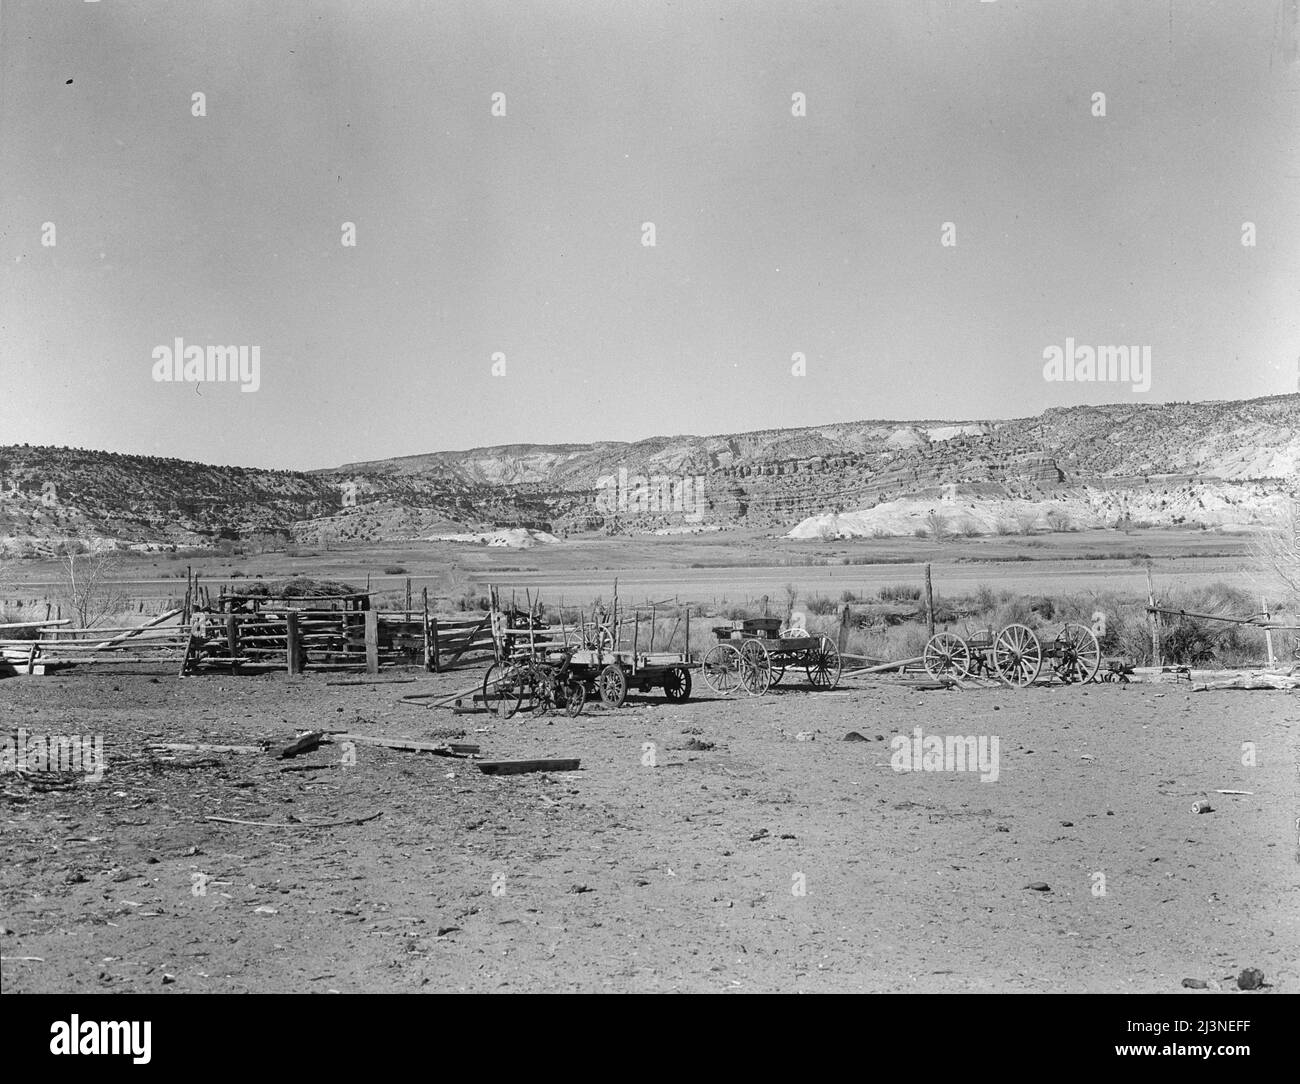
left=921, top=622, right=1101, bottom=687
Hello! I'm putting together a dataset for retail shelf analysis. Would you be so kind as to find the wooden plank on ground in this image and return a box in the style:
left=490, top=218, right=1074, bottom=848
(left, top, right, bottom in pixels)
left=334, top=733, right=479, bottom=755
left=150, top=743, right=263, bottom=755
left=477, top=758, right=580, bottom=776
left=276, top=731, right=325, bottom=758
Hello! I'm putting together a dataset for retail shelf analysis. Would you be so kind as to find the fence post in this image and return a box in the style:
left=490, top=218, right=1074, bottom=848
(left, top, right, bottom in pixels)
left=421, top=588, right=431, bottom=671
left=1262, top=596, right=1276, bottom=668
left=1146, top=566, right=1160, bottom=667
left=226, top=615, right=240, bottom=674
left=923, top=563, right=935, bottom=638
left=285, top=612, right=301, bottom=675
left=837, top=602, right=852, bottom=653
left=365, top=609, right=379, bottom=674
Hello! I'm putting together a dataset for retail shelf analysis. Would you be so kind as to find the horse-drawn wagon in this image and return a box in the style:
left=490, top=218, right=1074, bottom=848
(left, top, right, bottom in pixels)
left=701, top=617, right=842, bottom=696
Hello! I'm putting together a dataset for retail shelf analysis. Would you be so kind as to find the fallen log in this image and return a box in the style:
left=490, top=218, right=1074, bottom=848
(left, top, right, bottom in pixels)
left=1192, top=674, right=1300, bottom=691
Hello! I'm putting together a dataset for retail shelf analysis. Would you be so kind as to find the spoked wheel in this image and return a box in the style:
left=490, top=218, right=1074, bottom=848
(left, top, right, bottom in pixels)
left=738, top=639, right=771, bottom=696
left=596, top=663, right=627, bottom=709
left=1053, top=623, right=1100, bottom=684
left=769, top=662, right=786, bottom=686
left=805, top=635, right=842, bottom=689
left=662, top=665, right=692, bottom=702
left=562, top=678, right=587, bottom=717
left=923, top=632, right=971, bottom=680
left=581, top=623, right=614, bottom=652
left=701, top=643, right=743, bottom=696
left=993, top=624, right=1042, bottom=687
left=485, top=661, right=525, bottom=719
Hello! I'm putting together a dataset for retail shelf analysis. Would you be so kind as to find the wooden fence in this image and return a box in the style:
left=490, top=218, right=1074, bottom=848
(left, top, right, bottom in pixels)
left=0, top=608, right=499, bottom=676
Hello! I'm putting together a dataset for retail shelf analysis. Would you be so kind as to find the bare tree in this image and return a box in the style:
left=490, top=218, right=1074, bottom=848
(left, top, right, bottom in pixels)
left=59, top=550, right=127, bottom=628
left=1251, top=494, right=1300, bottom=606
left=924, top=509, right=949, bottom=542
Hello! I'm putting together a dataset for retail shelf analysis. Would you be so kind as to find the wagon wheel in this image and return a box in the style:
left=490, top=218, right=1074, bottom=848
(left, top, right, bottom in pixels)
left=993, top=624, right=1042, bottom=687
left=769, top=662, right=786, bottom=686
left=1053, top=623, right=1100, bottom=685
left=581, top=623, right=614, bottom=652
left=923, top=632, right=971, bottom=680
left=662, top=665, right=692, bottom=702
left=562, top=678, right=587, bottom=717
left=486, top=661, right=524, bottom=719
left=701, top=643, right=743, bottom=696
left=596, top=663, right=627, bottom=708
left=738, top=639, right=771, bottom=696
left=805, top=635, right=842, bottom=689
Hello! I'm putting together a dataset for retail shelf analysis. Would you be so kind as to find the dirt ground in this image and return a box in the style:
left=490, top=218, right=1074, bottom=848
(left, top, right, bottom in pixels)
left=1, top=666, right=1296, bottom=993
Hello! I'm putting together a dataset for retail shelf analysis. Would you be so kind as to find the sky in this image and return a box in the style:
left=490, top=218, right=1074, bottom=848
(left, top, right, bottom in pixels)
left=1, top=0, right=1298, bottom=471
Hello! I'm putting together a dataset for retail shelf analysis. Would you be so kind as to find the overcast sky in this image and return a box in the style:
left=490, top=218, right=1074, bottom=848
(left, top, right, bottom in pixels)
left=1, top=0, right=1297, bottom=470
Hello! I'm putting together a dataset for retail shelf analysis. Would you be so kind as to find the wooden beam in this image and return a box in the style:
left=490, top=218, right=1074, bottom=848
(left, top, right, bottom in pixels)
left=477, top=758, right=580, bottom=776
left=364, top=609, right=379, bottom=674
left=334, top=734, right=479, bottom=755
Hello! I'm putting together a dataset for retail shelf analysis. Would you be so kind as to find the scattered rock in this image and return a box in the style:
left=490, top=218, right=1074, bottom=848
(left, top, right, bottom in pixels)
left=684, top=737, right=714, bottom=751
left=1180, top=977, right=1209, bottom=989
left=65, top=870, right=87, bottom=884
left=1191, top=799, right=1214, bottom=815
left=161, top=973, right=175, bottom=985
left=1023, top=882, right=1051, bottom=892
left=680, top=726, right=703, bottom=735
left=749, top=828, right=769, bottom=842
left=253, top=905, right=278, bottom=915
left=436, top=925, right=460, bottom=936
left=843, top=731, right=869, bottom=742
left=1060, top=821, right=1074, bottom=828
left=568, top=884, right=592, bottom=894
left=795, top=731, right=815, bottom=742
left=1236, top=968, right=1265, bottom=991
left=110, top=869, right=133, bottom=883
left=995, top=825, right=1010, bottom=833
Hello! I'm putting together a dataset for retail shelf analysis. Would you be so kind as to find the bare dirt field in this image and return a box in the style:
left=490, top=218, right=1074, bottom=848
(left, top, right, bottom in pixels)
left=2, top=666, right=1295, bottom=993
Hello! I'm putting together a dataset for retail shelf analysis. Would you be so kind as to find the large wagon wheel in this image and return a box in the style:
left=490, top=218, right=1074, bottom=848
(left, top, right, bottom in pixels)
left=923, top=632, right=971, bottom=679
left=992, top=624, right=1042, bottom=687
left=484, top=660, right=525, bottom=719
left=662, top=665, right=692, bottom=702
left=701, top=642, right=743, bottom=696
left=805, top=635, right=842, bottom=689
left=1052, top=623, right=1101, bottom=684
left=596, top=663, right=628, bottom=708
left=738, top=638, right=771, bottom=696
